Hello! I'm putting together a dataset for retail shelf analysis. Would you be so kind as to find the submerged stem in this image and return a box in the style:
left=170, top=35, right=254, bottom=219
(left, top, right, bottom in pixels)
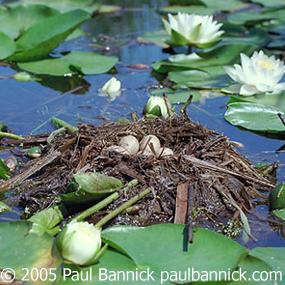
left=95, top=188, right=151, bottom=228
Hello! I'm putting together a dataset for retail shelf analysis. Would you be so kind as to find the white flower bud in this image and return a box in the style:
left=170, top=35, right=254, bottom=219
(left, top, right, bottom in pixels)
left=57, top=222, right=101, bottom=266
left=144, top=96, right=172, bottom=119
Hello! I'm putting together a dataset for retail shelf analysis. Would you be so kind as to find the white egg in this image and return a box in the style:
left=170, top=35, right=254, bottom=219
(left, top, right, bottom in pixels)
left=106, top=145, right=130, bottom=155
left=118, top=135, right=139, bottom=155
left=158, top=147, right=174, bottom=157
left=140, top=135, right=161, bottom=156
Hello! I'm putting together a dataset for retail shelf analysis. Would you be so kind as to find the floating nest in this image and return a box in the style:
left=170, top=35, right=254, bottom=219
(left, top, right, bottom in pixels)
left=1, top=116, right=276, bottom=236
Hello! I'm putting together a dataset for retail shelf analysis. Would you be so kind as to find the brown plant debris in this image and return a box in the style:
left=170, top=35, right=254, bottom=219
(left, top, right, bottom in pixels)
left=0, top=116, right=276, bottom=234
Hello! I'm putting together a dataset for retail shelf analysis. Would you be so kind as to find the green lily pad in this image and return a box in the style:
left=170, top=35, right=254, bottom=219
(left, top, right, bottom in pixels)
left=0, top=221, right=61, bottom=282
left=59, top=249, right=169, bottom=285
left=61, top=172, right=123, bottom=204
left=227, top=255, right=276, bottom=285
left=0, top=5, right=59, bottom=39
left=0, top=201, right=11, bottom=213
left=137, top=30, right=170, bottom=48
left=12, top=0, right=121, bottom=14
left=9, top=10, right=89, bottom=62
left=0, top=32, right=16, bottom=60
left=103, top=224, right=247, bottom=283
left=0, top=159, right=10, bottom=180
left=228, top=10, right=277, bottom=26
left=163, top=0, right=248, bottom=12
left=225, top=102, right=285, bottom=133
left=153, top=44, right=256, bottom=74
left=273, top=209, right=285, bottom=221
left=29, top=206, right=63, bottom=236
left=251, top=0, right=285, bottom=7
left=160, top=5, right=217, bottom=15
left=169, top=66, right=229, bottom=89
left=250, top=247, right=285, bottom=278
left=150, top=88, right=201, bottom=104
left=228, top=93, right=285, bottom=112
left=18, top=51, right=118, bottom=76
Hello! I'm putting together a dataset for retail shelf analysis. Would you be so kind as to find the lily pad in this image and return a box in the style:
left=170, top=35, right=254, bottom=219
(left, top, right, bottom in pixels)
left=160, top=5, right=217, bottom=15
left=251, top=0, right=285, bottom=7
left=0, top=221, right=61, bottom=282
left=61, top=172, right=123, bottom=204
left=103, top=224, right=247, bottom=283
left=18, top=51, right=118, bottom=76
left=0, top=201, right=11, bottom=213
left=29, top=206, right=63, bottom=236
left=225, top=102, right=285, bottom=133
left=12, top=0, right=121, bottom=14
left=228, top=93, right=285, bottom=112
left=9, top=10, right=89, bottom=62
left=0, top=5, right=59, bottom=39
left=0, top=32, right=16, bottom=60
left=153, top=44, right=256, bottom=74
left=273, top=209, right=285, bottom=221
left=169, top=67, right=229, bottom=89
left=137, top=30, right=170, bottom=48
left=150, top=87, right=201, bottom=104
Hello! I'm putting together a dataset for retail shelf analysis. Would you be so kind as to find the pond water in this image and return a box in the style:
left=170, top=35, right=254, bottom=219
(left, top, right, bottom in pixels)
left=0, top=0, right=285, bottom=248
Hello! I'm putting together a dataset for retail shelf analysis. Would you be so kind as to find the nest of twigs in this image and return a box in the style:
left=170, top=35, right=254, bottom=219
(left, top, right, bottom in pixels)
left=1, top=116, right=275, bottom=235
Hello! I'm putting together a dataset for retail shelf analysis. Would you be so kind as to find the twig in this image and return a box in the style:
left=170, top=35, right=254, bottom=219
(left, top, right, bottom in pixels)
left=0, top=150, right=61, bottom=193
left=95, top=187, right=151, bottom=228
left=180, top=94, right=193, bottom=119
left=183, top=155, right=275, bottom=188
left=277, top=112, right=285, bottom=127
left=72, top=179, right=139, bottom=222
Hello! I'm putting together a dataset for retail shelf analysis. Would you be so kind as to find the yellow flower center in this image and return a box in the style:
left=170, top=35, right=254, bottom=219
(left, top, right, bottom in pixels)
left=256, top=59, right=275, bottom=70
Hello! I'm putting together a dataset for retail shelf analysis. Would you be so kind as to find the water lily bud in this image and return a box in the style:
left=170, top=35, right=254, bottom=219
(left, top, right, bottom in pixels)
left=163, top=13, right=224, bottom=48
left=158, top=147, right=174, bottom=157
left=106, top=145, right=130, bottom=155
left=225, top=51, right=285, bottom=96
left=140, top=135, right=161, bottom=156
left=12, top=72, right=33, bottom=82
left=119, top=135, right=139, bottom=156
left=144, top=96, right=172, bottom=119
left=57, top=222, right=101, bottom=266
left=100, top=77, right=121, bottom=101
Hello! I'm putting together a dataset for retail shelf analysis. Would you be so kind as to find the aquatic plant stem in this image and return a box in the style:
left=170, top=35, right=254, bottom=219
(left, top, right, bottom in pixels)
left=0, top=131, right=24, bottom=140
left=73, top=179, right=139, bottom=222
left=51, top=116, right=78, bottom=133
left=95, top=187, right=151, bottom=228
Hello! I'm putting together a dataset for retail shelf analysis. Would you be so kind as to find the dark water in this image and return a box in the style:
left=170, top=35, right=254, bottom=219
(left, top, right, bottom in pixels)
left=0, top=0, right=285, bottom=247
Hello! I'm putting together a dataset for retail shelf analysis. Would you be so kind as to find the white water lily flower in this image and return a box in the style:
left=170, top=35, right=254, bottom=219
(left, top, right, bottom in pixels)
left=100, top=77, right=121, bottom=101
left=225, top=51, right=285, bottom=96
left=144, top=96, right=173, bottom=119
left=163, top=13, right=224, bottom=48
left=57, top=222, right=101, bottom=266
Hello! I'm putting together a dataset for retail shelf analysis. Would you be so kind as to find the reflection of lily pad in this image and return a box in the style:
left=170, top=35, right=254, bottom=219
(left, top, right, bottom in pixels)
left=18, top=51, right=118, bottom=76
left=0, top=221, right=61, bottom=282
